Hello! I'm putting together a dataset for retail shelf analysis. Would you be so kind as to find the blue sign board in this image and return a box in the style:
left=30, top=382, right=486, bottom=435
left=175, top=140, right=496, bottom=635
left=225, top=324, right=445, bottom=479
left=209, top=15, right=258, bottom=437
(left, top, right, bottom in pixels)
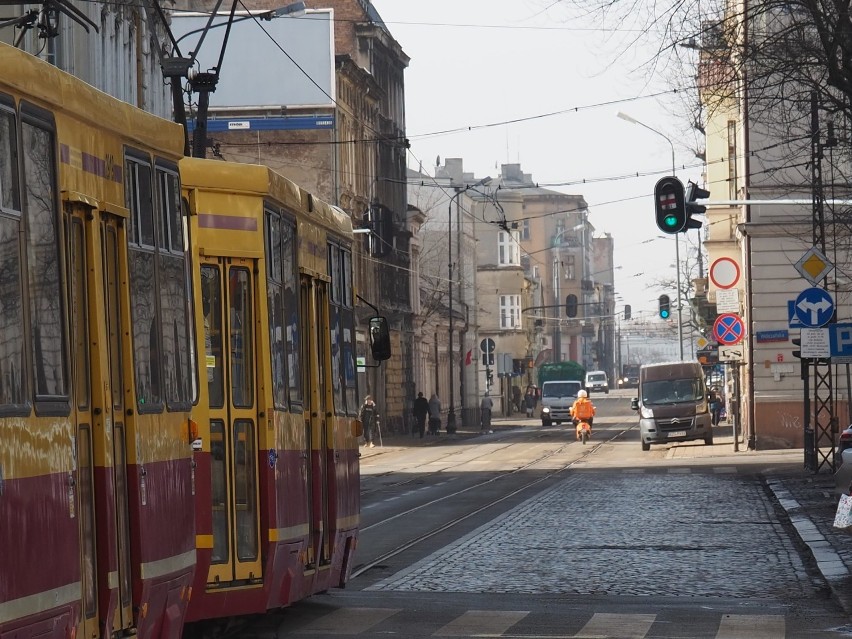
left=794, top=287, right=834, bottom=328
left=830, top=323, right=852, bottom=359
left=787, top=301, right=804, bottom=328
left=755, top=329, right=789, bottom=343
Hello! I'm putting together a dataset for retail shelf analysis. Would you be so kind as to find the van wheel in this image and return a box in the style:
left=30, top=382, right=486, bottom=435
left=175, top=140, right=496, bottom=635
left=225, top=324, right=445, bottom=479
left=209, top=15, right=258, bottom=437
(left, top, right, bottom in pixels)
left=641, top=441, right=650, bottom=451
left=542, top=419, right=551, bottom=427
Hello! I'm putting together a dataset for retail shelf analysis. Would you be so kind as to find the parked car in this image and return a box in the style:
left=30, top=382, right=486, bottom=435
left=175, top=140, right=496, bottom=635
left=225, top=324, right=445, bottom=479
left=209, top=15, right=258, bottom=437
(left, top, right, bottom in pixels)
left=834, top=448, right=852, bottom=496
left=839, top=424, right=852, bottom=456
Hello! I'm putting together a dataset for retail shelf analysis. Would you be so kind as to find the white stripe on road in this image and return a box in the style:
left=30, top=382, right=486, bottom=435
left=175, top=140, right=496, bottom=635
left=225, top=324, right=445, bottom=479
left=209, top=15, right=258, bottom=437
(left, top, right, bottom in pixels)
left=434, top=610, right=529, bottom=636
left=301, top=608, right=400, bottom=634
left=575, top=613, right=655, bottom=638
left=716, top=614, right=784, bottom=639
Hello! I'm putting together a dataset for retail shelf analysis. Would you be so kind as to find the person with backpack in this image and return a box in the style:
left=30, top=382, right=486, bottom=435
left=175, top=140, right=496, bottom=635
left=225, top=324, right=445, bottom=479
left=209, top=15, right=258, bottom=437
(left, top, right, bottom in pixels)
left=570, top=389, right=596, bottom=440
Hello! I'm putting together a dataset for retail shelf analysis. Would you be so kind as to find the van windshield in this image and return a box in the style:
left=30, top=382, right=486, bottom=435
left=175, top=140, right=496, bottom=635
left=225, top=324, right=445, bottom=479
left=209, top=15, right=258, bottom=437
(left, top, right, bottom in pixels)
left=642, top=378, right=704, bottom=406
left=588, top=374, right=606, bottom=382
left=543, top=382, right=581, bottom=398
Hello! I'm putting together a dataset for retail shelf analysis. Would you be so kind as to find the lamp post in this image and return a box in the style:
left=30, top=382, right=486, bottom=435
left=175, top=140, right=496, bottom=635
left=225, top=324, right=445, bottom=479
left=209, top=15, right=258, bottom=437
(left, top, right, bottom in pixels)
left=448, top=177, right=491, bottom=433
left=616, top=111, right=685, bottom=360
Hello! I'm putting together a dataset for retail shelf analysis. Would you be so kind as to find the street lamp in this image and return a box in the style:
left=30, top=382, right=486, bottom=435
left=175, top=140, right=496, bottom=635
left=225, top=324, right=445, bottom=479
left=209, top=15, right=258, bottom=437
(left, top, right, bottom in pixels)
left=448, top=176, right=491, bottom=433
left=616, top=111, right=685, bottom=360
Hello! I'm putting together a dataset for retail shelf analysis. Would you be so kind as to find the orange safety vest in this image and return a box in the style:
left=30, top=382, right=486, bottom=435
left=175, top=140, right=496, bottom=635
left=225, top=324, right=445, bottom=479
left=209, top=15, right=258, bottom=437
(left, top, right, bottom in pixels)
left=572, top=398, right=595, bottom=420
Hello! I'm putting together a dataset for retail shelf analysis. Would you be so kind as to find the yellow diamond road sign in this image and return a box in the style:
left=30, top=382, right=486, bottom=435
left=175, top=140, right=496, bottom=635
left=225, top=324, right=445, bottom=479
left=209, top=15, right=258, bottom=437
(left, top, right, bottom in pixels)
left=795, top=247, right=834, bottom=285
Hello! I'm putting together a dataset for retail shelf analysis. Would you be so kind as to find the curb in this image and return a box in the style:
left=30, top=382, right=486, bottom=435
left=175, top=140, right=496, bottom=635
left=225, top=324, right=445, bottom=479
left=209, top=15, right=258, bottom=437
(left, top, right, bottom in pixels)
left=765, top=477, right=852, bottom=615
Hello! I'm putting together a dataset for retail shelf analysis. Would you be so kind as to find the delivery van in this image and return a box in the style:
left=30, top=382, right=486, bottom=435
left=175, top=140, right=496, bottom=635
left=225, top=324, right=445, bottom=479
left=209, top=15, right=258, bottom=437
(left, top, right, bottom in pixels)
left=630, top=361, right=713, bottom=451
left=585, top=370, right=609, bottom=394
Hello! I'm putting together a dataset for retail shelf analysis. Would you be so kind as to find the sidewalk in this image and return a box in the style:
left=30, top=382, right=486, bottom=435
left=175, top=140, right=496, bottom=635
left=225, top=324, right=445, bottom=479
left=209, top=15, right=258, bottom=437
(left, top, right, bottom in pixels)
left=360, top=417, right=852, bottom=615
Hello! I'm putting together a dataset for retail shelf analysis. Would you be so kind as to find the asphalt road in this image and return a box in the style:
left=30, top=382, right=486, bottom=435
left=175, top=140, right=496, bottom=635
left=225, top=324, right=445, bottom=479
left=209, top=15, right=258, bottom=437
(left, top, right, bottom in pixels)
left=249, top=396, right=852, bottom=638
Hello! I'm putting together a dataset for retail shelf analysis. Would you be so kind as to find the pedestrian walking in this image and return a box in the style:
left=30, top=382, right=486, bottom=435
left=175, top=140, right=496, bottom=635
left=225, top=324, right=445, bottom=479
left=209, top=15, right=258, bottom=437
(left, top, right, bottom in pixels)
left=480, top=392, right=494, bottom=433
left=511, top=385, right=522, bottom=413
left=358, top=395, right=378, bottom=448
left=413, top=391, right=429, bottom=439
left=524, top=387, right=536, bottom=418
left=428, top=393, right=442, bottom=435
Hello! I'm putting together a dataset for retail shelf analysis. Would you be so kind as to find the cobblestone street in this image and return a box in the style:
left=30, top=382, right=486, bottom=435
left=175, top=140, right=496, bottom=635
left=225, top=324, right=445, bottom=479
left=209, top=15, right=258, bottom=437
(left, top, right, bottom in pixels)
left=369, top=469, right=816, bottom=600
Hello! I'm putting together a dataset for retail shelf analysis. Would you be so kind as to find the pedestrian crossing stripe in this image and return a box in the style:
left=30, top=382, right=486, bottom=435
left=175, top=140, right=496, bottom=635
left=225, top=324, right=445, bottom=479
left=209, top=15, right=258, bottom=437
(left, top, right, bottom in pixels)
left=294, top=609, right=786, bottom=637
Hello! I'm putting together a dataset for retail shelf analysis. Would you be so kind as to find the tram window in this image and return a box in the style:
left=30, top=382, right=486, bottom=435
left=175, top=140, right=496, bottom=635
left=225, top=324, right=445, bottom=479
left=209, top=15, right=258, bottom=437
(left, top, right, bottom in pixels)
left=0, top=109, right=20, bottom=212
left=201, top=266, right=224, bottom=408
left=157, top=168, right=190, bottom=410
left=126, top=160, right=154, bottom=248
left=341, top=250, right=357, bottom=412
left=22, top=120, right=67, bottom=405
left=0, top=212, right=25, bottom=410
left=233, top=419, right=258, bottom=561
left=126, top=157, right=162, bottom=411
left=329, top=247, right=341, bottom=305
left=209, top=420, right=228, bottom=564
left=229, top=268, right=253, bottom=408
left=159, top=169, right=183, bottom=253
left=329, top=303, right=343, bottom=412
left=281, top=221, right=301, bottom=406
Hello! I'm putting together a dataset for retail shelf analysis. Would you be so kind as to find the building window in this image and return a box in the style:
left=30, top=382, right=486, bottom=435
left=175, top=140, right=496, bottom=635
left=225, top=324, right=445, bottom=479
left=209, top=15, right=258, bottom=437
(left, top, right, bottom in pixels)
left=520, top=219, right=530, bottom=241
left=499, top=294, right=521, bottom=329
left=565, top=255, right=576, bottom=280
left=498, top=230, right=520, bottom=266
left=532, top=265, right=540, bottom=280
left=727, top=120, right=737, bottom=201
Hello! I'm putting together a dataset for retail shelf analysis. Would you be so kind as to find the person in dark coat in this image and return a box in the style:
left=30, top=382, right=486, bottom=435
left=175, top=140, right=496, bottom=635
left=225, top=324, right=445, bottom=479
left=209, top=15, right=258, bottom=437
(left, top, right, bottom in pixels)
left=413, top=391, right=429, bottom=438
left=358, top=395, right=378, bottom=448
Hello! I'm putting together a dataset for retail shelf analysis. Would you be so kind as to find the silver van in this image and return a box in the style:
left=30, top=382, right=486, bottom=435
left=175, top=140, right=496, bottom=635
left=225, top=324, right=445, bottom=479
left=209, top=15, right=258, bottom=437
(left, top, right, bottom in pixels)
left=540, top=380, right=583, bottom=426
left=630, top=361, right=713, bottom=451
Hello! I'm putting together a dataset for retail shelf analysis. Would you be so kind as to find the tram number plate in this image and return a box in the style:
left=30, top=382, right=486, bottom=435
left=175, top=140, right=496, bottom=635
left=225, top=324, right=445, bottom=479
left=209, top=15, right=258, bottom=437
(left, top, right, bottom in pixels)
left=668, top=430, right=687, bottom=438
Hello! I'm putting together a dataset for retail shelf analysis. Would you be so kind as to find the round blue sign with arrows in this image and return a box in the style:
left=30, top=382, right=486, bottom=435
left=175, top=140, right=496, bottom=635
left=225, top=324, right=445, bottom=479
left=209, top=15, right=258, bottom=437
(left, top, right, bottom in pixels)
left=794, top=287, right=834, bottom=327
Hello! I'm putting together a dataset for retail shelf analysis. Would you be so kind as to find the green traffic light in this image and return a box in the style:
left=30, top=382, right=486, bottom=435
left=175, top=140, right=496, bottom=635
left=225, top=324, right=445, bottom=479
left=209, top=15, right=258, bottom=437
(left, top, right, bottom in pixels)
left=664, top=214, right=678, bottom=227
left=660, top=310, right=670, bottom=318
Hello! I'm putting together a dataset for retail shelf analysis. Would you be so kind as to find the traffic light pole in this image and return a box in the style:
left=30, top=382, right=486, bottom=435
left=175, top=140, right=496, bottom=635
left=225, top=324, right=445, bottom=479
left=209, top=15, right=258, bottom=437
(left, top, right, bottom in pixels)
left=675, top=233, right=684, bottom=360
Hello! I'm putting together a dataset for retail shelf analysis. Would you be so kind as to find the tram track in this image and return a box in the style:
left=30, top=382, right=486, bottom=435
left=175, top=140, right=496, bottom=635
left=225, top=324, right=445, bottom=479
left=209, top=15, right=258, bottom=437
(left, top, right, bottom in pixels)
left=351, top=423, right=632, bottom=579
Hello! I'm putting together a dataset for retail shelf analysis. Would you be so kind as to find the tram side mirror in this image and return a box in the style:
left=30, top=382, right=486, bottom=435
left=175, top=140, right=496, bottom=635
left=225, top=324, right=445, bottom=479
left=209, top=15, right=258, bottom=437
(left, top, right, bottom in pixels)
left=369, top=316, right=391, bottom=361
left=631, top=398, right=639, bottom=411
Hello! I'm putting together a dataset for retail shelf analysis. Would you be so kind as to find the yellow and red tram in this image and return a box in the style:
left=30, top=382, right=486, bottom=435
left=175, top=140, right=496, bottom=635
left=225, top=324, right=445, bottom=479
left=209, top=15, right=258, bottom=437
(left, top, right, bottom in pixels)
left=0, top=43, right=195, bottom=639
left=180, top=158, right=364, bottom=625
left=1, top=41, right=390, bottom=639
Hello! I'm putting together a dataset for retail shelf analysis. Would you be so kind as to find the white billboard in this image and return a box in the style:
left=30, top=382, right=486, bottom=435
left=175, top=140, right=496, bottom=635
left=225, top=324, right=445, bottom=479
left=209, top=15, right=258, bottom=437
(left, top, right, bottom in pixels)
left=170, top=8, right=335, bottom=108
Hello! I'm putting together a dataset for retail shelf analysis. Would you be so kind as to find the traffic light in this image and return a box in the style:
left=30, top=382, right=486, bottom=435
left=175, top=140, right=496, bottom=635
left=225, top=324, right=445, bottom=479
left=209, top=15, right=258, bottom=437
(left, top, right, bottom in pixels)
left=624, top=304, right=631, bottom=320
left=684, top=181, right=710, bottom=231
left=658, top=294, right=671, bottom=319
left=791, top=338, right=801, bottom=360
left=566, top=294, right=578, bottom=318
left=653, top=176, right=686, bottom=234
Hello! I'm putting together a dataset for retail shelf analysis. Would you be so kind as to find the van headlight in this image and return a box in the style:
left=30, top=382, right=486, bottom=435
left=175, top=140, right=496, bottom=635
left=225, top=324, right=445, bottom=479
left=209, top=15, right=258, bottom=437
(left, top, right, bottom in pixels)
left=541, top=406, right=551, bottom=414
left=640, top=406, right=654, bottom=419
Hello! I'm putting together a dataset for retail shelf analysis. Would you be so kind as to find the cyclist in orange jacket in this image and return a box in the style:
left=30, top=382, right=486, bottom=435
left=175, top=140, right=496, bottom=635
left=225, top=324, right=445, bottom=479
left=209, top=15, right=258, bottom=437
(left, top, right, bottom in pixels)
left=571, top=389, right=596, bottom=439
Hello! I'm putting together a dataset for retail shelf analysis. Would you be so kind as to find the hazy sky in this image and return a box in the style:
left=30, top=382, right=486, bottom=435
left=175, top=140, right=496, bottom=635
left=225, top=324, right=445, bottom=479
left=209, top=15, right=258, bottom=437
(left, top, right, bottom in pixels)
left=371, top=0, right=704, bottom=319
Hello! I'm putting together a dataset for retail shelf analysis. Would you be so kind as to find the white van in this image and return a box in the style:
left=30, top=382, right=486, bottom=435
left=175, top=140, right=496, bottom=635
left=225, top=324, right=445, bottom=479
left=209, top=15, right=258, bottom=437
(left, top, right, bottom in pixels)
left=585, top=371, right=609, bottom=394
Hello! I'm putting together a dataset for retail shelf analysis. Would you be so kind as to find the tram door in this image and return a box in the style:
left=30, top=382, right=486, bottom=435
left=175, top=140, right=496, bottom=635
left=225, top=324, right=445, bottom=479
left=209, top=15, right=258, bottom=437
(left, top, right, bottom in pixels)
left=68, top=207, right=134, bottom=637
left=300, top=275, right=331, bottom=568
left=201, top=259, right=263, bottom=584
